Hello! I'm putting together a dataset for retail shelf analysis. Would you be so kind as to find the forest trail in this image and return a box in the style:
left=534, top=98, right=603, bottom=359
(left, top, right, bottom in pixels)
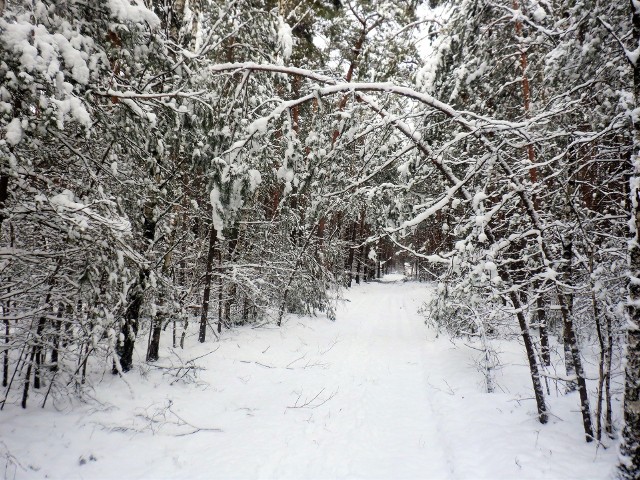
left=2, top=278, right=616, bottom=479
left=270, top=277, right=456, bottom=479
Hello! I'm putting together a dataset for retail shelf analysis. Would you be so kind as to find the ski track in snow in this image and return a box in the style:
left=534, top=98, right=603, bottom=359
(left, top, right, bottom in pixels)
left=1, top=278, right=618, bottom=479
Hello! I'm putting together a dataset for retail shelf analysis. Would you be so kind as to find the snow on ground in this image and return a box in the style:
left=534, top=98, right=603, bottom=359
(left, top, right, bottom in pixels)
left=1, top=278, right=618, bottom=479
left=377, top=273, right=406, bottom=283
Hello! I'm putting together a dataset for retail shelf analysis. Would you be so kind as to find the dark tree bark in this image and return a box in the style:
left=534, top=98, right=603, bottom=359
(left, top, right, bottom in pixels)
left=3, top=267, right=11, bottom=387
left=23, top=277, right=57, bottom=407
left=0, top=173, right=8, bottom=371
left=0, top=174, right=8, bottom=238
left=561, top=238, right=577, bottom=392
left=605, top=309, right=614, bottom=437
left=3, top=310, right=8, bottom=387
left=593, top=287, right=606, bottom=441
left=536, top=290, right=550, bottom=367
left=345, top=219, right=357, bottom=287
left=146, top=316, right=162, bottom=362
left=223, top=227, right=240, bottom=327
left=508, top=289, right=548, bottom=424
left=355, top=210, right=366, bottom=285
left=198, top=224, right=218, bottom=343
left=217, top=247, right=223, bottom=334
left=147, top=215, right=178, bottom=361
left=620, top=1, right=640, bottom=474
left=21, top=348, right=35, bottom=409
left=49, top=304, right=64, bottom=372
left=115, top=270, right=145, bottom=373
left=558, top=299, right=594, bottom=441
left=115, top=201, right=155, bottom=373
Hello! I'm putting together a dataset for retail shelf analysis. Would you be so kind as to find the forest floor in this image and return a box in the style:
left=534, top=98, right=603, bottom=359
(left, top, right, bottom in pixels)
left=2, top=277, right=618, bottom=479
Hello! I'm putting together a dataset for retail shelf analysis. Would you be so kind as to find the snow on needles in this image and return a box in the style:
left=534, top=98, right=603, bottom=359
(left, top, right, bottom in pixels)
left=277, top=16, right=294, bottom=61
left=108, top=0, right=161, bottom=29
left=0, top=18, right=91, bottom=85
left=5, top=118, right=22, bottom=145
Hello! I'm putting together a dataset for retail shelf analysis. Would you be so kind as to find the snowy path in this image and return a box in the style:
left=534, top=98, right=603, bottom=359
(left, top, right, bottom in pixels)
left=270, top=280, right=454, bottom=479
left=2, top=279, right=617, bottom=479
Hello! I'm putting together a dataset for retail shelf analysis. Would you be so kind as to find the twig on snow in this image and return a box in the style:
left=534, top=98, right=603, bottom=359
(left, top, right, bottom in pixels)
left=286, top=387, right=338, bottom=409
left=239, top=360, right=276, bottom=369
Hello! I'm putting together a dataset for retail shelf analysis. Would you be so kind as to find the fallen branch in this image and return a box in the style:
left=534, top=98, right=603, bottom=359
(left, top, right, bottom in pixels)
left=286, top=387, right=338, bottom=409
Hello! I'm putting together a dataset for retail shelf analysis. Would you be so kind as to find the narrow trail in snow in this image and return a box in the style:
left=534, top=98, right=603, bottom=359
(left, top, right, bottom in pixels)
left=318, top=279, right=455, bottom=479
left=251, top=277, right=453, bottom=479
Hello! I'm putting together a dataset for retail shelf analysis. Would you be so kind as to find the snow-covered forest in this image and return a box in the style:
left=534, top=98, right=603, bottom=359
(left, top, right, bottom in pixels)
left=0, top=0, right=639, bottom=478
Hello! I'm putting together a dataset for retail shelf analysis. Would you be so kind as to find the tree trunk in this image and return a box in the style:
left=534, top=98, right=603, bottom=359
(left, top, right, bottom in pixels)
left=3, top=288, right=10, bottom=387
left=345, top=220, right=357, bottom=287
left=217, top=247, right=223, bottom=334
left=536, top=290, right=550, bottom=367
left=561, top=239, right=577, bottom=392
left=593, top=287, right=605, bottom=442
left=115, top=271, right=145, bottom=373
left=0, top=174, right=8, bottom=239
left=620, top=2, right=640, bottom=474
left=146, top=315, right=162, bottom=362
left=223, top=227, right=239, bottom=328
left=198, top=224, right=218, bottom=343
left=508, top=290, right=548, bottom=424
left=25, top=287, right=54, bottom=405
left=355, top=210, right=366, bottom=285
left=49, top=304, right=64, bottom=372
left=115, top=204, right=155, bottom=372
left=147, top=214, right=177, bottom=361
left=21, top=347, right=35, bottom=409
left=3, top=316, right=8, bottom=388
left=605, top=309, right=614, bottom=437
left=558, top=300, right=594, bottom=441
left=33, top=317, right=46, bottom=388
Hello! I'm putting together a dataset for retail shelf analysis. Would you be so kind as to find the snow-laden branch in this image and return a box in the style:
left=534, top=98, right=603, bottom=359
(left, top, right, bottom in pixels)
left=93, top=89, right=208, bottom=100
left=207, top=62, right=534, bottom=134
